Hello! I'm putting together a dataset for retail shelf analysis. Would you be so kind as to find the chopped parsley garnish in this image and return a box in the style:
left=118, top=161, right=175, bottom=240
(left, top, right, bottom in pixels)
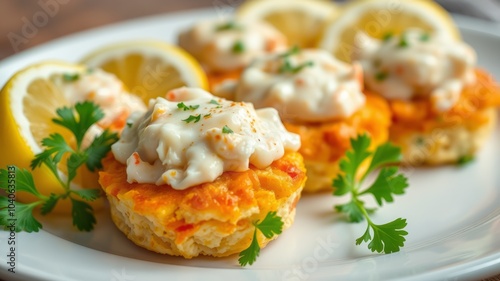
left=279, top=45, right=300, bottom=58
left=209, top=99, right=220, bottom=105
left=382, top=32, right=393, bottom=42
left=398, top=34, right=409, bottom=48
left=420, top=33, right=430, bottom=42
left=280, top=60, right=314, bottom=74
left=222, top=125, right=234, bottom=134
left=456, top=155, right=474, bottom=166
left=375, top=71, right=389, bottom=81
left=238, top=211, right=283, bottom=266
left=177, top=102, right=199, bottom=111
left=63, top=73, right=80, bottom=82
left=332, top=134, right=409, bottom=254
left=182, top=114, right=201, bottom=123
left=232, top=40, right=245, bottom=54
left=0, top=101, right=118, bottom=232
left=215, top=21, right=241, bottom=31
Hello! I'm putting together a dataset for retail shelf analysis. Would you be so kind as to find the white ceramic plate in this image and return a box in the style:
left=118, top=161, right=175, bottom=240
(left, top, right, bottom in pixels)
left=0, top=8, right=499, bottom=281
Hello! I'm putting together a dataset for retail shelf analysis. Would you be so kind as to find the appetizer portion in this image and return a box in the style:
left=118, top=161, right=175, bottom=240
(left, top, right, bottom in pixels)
left=234, top=47, right=391, bottom=192
left=178, top=19, right=287, bottom=96
left=100, top=88, right=306, bottom=258
left=353, top=29, right=500, bottom=165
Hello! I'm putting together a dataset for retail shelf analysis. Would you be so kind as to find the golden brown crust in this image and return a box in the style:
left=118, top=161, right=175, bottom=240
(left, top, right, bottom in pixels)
left=99, top=151, right=306, bottom=258
left=386, top=69, right=500, bottom=165
left=284, top=93, right=391, bottom=192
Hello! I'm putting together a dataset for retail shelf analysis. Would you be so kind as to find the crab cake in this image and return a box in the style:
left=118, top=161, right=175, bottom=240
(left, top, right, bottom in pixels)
left=234, top=48, right=391, bottom=192
left=99, top=87, right=305, bottom=258
left=178, top=18, right=287, bottom=98
left=353, top=29, right=500, bottom=165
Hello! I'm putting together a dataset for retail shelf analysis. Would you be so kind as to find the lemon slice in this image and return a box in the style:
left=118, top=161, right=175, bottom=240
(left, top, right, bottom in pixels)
left=318, top=0, right=460, bottom=62
left=81, top=40, right=209, bottom=104
left=237, top=0, right=339, bottom=48
left=0, top=61, right=103, bottom=211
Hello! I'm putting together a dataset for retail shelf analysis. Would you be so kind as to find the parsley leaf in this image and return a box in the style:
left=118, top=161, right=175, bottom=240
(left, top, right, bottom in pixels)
left=40, top=194, right=60, bottom=215
left=279, top=45, right=300, bottom=58
left=63, top=73, right=80, bottom=82
left=177, top=102, right=199, bottom=111
left=238, top=228, right=260, bottom=266
left=222, top=125, right=234, bottom=134
left=456, top=155, right=474, bottom=166
left=216, top=21, right=241, bottom=31
left=332, top=133, right=409, bottom=254
left=255, top=211, right=283, bottom=238
left=232, top=41, right=245, bottom=54
left=209, top=99, right=220, bottom=105
left=31, top=133, right=74, bottom=170
left=238, top=212, right=283, bottom=266
left=398, top=34, right=409, bottom=48
left=71, top=198, right=96, bottom=231
left=420, top=33, right=430, bottom=42
left=182, top=114, right=201, bottom=123
left=72, top=189, right=101, bottom=201
left=0, top=101, right=117, bottom=233
left=52, top=101, right=104, bottom=149
left=0, top=197, right=43, bottom=233
left=84, top=130, right=119, bottom=171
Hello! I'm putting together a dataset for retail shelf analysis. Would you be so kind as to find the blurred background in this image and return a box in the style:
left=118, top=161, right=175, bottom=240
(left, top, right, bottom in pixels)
left=1, top=0, right=500, bottom=60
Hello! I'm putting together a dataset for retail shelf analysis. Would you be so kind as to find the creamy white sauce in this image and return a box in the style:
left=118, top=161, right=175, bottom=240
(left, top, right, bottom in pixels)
left=56, top=69, right=147, bottom=147
left=178, top=19, right=287, bottom=72
left=352, top=29, right=476, bottom=112
left=234, top=49, right=366, bottom=122
left=111, top=87, right=301, bottom=190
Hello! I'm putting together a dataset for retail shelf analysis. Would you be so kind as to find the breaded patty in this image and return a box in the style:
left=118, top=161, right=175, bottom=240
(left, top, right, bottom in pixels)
left=99, top=151, right=306, bottom=258
left=388, top=69, right=500, bottom=165
left=284, top=93, right=391, bottom=192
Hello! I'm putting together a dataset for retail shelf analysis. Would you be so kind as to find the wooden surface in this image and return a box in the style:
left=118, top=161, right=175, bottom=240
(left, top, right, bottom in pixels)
left=0, top=0, right=215, bottom=60
left=0, top=1, right=499, bottom=281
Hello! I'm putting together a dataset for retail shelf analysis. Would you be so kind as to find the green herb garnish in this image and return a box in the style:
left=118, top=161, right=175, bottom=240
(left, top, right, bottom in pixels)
left=398, top=34, right=409, bottom=48
left=456, top=155, right=474, bottom=166
left=182, top=114, right=201, bottom=123
left=332, top=134, right=409, bottom=254
left=0, top=101, right=118, bottom=232
left=177, top=102, right=199, bottom=111
left=280, top=60, right=314, bottom=74
left=420, top=33, right=430, bottom=42
left=382, top=32, right=393, bottom=42
left=279, top=45, right=300, bottom=58
left=232, top=40, right=245, bottom=54
left=63, top=73, right=80, bottom=82
left=375, top=71, right=389, bottom=81
left=209, top=99, right=220, bottom=105
left=216, top=21, right=241, bottom=31
left=238, top=211, right=283, bottom=266
left=222, top=125, right=234, bottom=134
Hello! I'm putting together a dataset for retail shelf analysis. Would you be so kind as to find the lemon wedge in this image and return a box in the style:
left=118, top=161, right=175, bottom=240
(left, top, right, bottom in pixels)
left=237, top=0, right=339, bottom=48
left=318, top=0, right=460, bottom=62
left=81, top=40, right=209, bottom=104
left=0, top=61, right=105, bottom=211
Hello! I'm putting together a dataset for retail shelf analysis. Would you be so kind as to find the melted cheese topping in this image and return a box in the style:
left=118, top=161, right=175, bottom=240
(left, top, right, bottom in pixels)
left=111, top=87, right=300, bottom=190
left=178, top=19, right=287, bottom=72
left=352, top=29, right=476, bottom=112
left=234, top=49, right=366, bottom=122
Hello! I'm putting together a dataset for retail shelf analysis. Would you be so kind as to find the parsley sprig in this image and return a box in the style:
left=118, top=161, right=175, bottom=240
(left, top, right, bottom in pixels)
left=0, top=101, right=118, bottom=232
left=238, top=211, right=283, bottom=266
left=332, top=134, right=409, bottom=254
left=278, top=46, right=314, bottom=74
